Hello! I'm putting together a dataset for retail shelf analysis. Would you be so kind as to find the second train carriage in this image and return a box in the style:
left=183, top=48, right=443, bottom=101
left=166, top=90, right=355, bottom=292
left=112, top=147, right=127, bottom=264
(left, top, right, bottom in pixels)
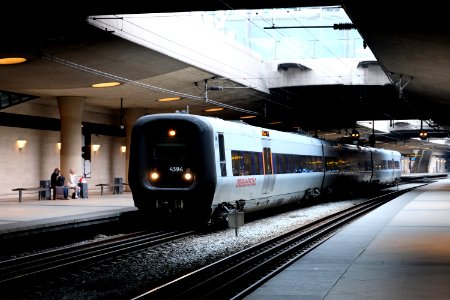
left=129, top=113, right=402, bottom=225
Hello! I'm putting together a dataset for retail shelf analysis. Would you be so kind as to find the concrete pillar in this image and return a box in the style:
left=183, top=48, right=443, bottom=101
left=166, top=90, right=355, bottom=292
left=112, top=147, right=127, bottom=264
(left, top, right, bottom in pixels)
left=124, top=108, right=146, bottom=185
left=57, top=96, right=85, bottom=179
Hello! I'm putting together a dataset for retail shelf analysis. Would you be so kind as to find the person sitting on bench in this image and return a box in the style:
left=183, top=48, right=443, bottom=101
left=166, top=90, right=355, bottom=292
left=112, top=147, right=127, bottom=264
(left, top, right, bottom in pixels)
left=68, top=168, right=81, bottom=199
left=50, top=168, right=69, bottom=199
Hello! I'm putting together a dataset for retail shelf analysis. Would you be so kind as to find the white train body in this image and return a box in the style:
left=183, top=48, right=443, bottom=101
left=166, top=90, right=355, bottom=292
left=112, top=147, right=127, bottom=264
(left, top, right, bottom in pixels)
left=129, top=113, right=401, bottom=226
left=209, top=118, right=326, bottom=213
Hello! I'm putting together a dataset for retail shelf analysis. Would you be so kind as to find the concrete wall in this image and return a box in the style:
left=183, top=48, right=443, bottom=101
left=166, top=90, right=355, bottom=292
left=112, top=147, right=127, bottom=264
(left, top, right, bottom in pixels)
left=0, top=101, right=127, bottom=199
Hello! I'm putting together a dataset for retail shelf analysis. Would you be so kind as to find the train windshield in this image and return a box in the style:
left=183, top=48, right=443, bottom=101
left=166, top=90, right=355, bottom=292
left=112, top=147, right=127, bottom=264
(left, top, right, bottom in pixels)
left=154, top=143, right=187, bottom=159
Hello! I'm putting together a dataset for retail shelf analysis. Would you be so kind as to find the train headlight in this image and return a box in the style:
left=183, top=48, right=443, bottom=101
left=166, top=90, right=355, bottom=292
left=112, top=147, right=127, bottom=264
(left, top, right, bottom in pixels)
left=168, top=129, right=176, bottom=137
left=183, top=172, right=192, bottom=181
left=150, top=171, right=159, bottom=181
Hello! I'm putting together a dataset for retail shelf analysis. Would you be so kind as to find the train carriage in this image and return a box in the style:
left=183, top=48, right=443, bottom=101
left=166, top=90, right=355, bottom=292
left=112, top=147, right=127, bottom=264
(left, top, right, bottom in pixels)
left=370, top=147, right=402, bottom=185
left=129, top=113, right=401, bottom=226
left=213, top=119, right=329, bottom=213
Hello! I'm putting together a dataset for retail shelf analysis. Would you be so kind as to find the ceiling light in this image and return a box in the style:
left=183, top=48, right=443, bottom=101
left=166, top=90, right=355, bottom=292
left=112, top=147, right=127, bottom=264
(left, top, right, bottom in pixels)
left=0, top=57, right=27, bottom=65
left=91, top=82, right=121, bottom=88
left=268, top=121, right=282, bottom=125
left=158, top=97, right=181, bottom=102
left=204, top=107, right=224, bottom=112
left=240, top=115, right=256, bottom=119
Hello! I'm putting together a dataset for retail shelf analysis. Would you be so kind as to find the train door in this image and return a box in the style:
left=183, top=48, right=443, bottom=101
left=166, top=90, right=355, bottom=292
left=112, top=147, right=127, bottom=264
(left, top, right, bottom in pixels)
left=261, top=139, right=275, bottom=194
left=369, top=149, right=375, bottom=183
left=218, top=133, right=227, bottom=176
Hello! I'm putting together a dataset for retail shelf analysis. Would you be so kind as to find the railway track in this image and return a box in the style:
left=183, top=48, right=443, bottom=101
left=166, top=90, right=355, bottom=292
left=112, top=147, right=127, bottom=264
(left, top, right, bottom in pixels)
left=0, top=229, right=194, bottom=285
left=132, top=187, right=418, bottom=299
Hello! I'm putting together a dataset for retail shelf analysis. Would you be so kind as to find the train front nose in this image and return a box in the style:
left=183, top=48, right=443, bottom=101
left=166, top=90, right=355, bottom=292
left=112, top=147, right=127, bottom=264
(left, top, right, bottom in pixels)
left=129, top=115, right=217, bottom=226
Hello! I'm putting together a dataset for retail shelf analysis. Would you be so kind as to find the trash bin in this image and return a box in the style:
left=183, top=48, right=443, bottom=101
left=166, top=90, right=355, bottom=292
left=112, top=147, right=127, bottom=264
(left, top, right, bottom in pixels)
left=40, top=180, right=50, bottom=200
left=114, top=177, right=123, bottom=194
left=78, top=182, right=88, bottom=198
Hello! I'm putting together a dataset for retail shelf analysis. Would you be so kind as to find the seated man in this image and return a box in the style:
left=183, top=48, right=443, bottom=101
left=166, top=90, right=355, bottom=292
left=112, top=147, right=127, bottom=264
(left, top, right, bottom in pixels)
left=50, top=168, right=69, bottom=199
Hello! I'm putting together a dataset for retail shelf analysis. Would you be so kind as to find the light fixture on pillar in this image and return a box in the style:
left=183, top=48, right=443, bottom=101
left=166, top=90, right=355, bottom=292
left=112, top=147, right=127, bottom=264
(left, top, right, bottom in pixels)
left=17, top=139, right=27, bottom=153
left=121, top=145, right=126, bottom=155
left=92, top=144, right=100, bottom=154
left=57, top=142, right=61, bottom=150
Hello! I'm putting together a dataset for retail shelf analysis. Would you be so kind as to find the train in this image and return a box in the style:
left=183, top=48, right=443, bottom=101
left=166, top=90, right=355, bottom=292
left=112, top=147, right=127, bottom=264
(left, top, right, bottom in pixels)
left=128, top=113, right=402, bottom=227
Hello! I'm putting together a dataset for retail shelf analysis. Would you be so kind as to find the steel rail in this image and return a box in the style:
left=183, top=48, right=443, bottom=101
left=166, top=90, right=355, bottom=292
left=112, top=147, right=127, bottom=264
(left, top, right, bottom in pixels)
left=0, top=230, right=194, bottom=284
left=134, top=187, right=418, bottom=299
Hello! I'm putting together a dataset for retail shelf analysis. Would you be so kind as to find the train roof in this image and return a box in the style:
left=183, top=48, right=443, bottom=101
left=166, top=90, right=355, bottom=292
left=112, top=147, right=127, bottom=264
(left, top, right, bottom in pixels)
left=135, top=113, right=401, bottom=156
left=198, top=114, right=326, bottom=146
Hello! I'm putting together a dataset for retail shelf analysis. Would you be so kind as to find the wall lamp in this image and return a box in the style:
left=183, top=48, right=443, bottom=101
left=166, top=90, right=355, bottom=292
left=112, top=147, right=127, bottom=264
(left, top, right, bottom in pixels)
left=92, top=144, right=101, bottom=154
left=57, top=142, right=61, bottom=150
left=120, top=146, right=126, bottom=155
left=17, top=139, right=27, bottom=152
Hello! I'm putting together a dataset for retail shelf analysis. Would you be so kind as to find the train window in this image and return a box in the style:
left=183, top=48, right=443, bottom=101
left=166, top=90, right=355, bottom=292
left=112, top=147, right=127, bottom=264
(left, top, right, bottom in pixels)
left=218, top=133, right=227, bottom=176
left=388, top=160, right=394, bottom=169
left=154, top=143, right=187, bottom=159
left=394, top=160, right=400, bottom=169
left=251, top=152, right=263, bottom=175
left=286, top=155, right=294, bottom=173
left=306, top=155, right=324, bottom=172
left=272, top=153, right=324, bottom=173
left=232, top=150, right=329, bottom=175
left=263, top=147, right=272, bottom=175
left=294, top=155, right=303, bottom=173
left=242, top=152, right=253, bottom=175
left=231, top=152, right=242, bottom=176
left=374, top=159, right=387, bottom=170
left=348, top=152, right=359, bottom=171
left=274, top=153, right=287, bottom=174
left=302, top=156, right=312, bottom=172
left=231, top=150, right=263, bottom=176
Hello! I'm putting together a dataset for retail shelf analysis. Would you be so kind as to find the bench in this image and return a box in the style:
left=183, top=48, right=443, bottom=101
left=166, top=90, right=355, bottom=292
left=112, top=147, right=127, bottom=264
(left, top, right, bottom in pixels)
left=95, top=183, right=110, bottom=196
left=52, top=186, right=78, bottom=200
left=95, top=182, right=129, bottom=195
left=113, top=182, right=129, bottom=194
left=12, top=187, right=49, bottom=202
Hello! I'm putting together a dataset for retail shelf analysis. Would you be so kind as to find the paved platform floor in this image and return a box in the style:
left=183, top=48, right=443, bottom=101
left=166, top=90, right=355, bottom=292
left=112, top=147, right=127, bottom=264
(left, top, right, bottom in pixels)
left=1, top=175, right=449, bottom=299
left=0, top=173, right=443, bottom=238
left=245, top=178, right=450, bottom=299
left=0, top=192, right=137, bottom=236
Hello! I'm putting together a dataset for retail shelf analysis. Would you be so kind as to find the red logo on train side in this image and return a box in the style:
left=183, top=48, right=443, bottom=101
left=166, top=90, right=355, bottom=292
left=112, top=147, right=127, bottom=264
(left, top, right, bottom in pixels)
left=236, top=177, right=256, bottom=187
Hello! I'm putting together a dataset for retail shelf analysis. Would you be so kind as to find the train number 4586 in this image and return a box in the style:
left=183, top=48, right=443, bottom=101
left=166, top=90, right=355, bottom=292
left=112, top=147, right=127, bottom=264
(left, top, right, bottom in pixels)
left=169, top=166, right=184, bottom=172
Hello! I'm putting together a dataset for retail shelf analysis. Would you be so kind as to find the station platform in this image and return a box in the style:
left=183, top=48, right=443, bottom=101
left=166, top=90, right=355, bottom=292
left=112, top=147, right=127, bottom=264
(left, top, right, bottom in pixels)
left=0, top=173, right=444, bottom=239
left=0, top=192, right=137, bottom=239
left=245, top=177, right=450, bottom=299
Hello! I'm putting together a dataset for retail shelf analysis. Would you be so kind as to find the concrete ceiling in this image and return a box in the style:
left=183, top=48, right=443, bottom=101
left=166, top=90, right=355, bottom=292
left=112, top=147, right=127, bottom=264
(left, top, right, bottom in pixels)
left=1, top=1, right=449, bottom=152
